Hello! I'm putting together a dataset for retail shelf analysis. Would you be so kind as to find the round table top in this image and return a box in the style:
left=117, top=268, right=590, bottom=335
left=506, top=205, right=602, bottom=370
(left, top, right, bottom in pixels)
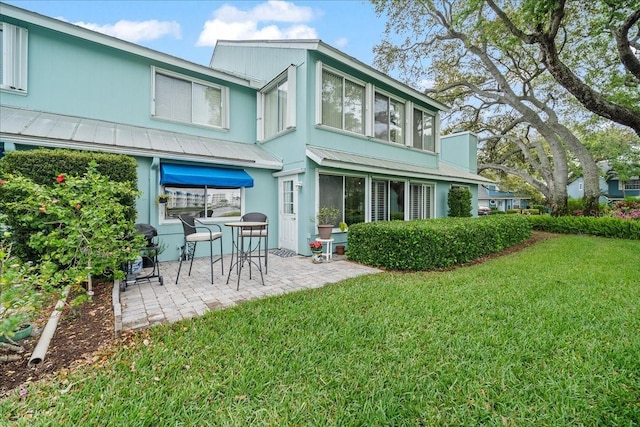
left=315, top=237, right=334, bottom=242
left=225, top=221, right=268, bottom=227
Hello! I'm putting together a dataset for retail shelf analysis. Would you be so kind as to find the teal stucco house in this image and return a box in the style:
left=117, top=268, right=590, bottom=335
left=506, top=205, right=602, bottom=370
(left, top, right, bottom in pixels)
left=1, top=3, right=492, bottom=260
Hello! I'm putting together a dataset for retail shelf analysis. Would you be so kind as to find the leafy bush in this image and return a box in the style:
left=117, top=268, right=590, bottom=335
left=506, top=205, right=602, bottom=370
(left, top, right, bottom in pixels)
left=447, top=187, right=472, bottom=217
left=529, top=215, right=640, bottom=239
left=0, top=149, right=138, bottom=260
left=0, top=163, right=146, bottom=285
left=0, top=232, right=57, bottom=342
left=532, top=204, right=548, bottom=214
left=609, top=200, right=640, bottom=220
left=347, top=216, right=531, bottom=271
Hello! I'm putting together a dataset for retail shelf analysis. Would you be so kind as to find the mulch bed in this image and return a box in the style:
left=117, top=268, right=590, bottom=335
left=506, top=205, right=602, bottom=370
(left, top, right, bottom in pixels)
left=1, top=281, right=117, bottom=397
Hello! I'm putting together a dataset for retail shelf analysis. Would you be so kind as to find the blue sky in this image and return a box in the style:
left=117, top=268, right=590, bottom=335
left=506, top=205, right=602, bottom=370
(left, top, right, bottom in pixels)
left=4, top=0, right=387, bottom=67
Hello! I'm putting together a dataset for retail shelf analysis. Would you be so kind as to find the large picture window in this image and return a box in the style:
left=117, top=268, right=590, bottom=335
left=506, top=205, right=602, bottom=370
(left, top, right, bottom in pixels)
left=321, top=69, right=365, bottom=134
left=161, top=186, right=241, bottom=220
left=412, top=108, right=435, bottom=152
left=374, top=92, right=404, bottom=143
left=319, top=174, right=365, bottom=226
left=153, top=69, right=225, bottom=128
left=0, top=23, right=28, bottom=92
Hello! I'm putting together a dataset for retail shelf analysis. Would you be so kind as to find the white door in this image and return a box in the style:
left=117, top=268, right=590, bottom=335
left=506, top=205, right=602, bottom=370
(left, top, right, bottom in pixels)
left=278, top=176, right=298, bottom=252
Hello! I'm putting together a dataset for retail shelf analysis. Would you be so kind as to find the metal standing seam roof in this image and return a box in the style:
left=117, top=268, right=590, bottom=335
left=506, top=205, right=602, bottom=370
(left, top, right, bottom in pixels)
left=0, top=106, right=283, bottom=170
left=306, top=146, right=494, bottom=185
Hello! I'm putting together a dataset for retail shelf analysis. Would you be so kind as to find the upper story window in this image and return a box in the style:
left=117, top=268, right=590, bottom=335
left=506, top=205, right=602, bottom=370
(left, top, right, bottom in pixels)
left=152, top=67, right=228, bottom=128
left=259, top=65, right=296, bottom=140
left=413, top=108, right=435, bottom=152
left=316, top=62, right=439, bottom=152
left=264, top=78, right=287, bottom=138
left=0, top=22, right=28, bottom=93
left=320, top=68, right=365, bottom=135
left=374, top=92, right=404, bottom=144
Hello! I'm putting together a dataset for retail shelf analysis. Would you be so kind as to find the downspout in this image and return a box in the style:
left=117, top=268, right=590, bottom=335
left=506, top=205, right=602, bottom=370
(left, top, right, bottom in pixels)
left=28, top=285, right=71, bottom=367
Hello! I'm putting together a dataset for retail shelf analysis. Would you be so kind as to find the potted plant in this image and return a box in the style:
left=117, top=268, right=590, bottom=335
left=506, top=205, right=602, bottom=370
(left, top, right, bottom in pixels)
left=156, top=193, right=170, bottom=204
left=309, top=241, right=323, bottom=254
left=316, top=206, right=340, bottom=239
left=0, top=235, right=45, bottom=348
left=309, top=241, right=324, bottom=263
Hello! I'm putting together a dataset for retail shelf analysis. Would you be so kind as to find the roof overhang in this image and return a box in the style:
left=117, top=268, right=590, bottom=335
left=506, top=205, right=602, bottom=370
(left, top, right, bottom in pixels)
left=1, top=3, right=251, bottom=88
left=306, top=146, right=493, bottom=185
left=0, top=106, right=283, bottom=170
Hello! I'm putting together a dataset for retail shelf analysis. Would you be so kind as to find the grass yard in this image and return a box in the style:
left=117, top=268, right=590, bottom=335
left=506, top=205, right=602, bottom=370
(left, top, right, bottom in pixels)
left=2, top=235, right=639, bottom=425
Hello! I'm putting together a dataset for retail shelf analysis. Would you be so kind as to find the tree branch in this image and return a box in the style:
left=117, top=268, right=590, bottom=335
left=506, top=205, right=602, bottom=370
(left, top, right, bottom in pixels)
left=613, top=8, right=640, bottom=80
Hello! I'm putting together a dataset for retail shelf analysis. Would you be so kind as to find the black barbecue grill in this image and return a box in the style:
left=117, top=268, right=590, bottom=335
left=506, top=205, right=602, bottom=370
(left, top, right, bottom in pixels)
left=121, top=224, right=163, bottom=291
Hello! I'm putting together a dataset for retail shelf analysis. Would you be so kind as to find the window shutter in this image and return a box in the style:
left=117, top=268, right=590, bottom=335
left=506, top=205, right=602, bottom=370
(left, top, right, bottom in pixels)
left=371, top=180, right=388, bottom=222
left=1, top=23, right=28, bottom=92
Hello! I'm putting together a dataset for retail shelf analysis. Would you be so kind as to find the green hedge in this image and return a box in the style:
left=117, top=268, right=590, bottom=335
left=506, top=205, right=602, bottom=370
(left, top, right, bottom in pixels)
left=529, top=215, right=640, bottom=240
left=347, top=216, right=532, bottom=271
left=0, top=148, right=139, bottom=261
left=0, top=148, right=137, bottom=185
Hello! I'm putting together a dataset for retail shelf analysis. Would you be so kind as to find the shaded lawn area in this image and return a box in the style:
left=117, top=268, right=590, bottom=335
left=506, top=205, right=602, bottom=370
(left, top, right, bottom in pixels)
left=2, top=235, right=639, bottom=425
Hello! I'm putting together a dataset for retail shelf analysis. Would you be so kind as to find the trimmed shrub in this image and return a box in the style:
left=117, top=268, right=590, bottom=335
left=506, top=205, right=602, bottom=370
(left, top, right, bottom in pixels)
left=448, top=187, right=472, bottom=217
left=0, top=148, right=137, bottom=185
left=347, top=216, right=531, bottom=271
left=529, top=215, right=640, bottom=240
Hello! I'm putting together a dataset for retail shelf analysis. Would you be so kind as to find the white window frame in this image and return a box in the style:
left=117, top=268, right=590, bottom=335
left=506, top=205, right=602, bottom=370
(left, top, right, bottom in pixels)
left=257, top=65, right=296, bottom=141
left=411, top=107, right=437, bottom=153
left=151, top=67, right=229, bottom=129
left=622, top=179, right=640, bottom=190
left=315, top=61, right=366, bottom=135
left=0, top=22, right=28, bottom=93
left=318, top=172, right=367, bottom=226
left=408, top=182, right=434, bottom=219
left=372, top=88, right=405, bottom=144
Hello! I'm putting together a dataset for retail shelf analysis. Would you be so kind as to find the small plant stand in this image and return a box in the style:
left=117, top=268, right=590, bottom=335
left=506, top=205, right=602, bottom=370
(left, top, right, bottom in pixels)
left=315, top=238, right=334, bottom=260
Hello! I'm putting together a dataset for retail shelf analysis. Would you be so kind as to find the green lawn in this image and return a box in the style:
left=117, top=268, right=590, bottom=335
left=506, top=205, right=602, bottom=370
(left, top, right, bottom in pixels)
left=2, top=235, right=639, bottom=426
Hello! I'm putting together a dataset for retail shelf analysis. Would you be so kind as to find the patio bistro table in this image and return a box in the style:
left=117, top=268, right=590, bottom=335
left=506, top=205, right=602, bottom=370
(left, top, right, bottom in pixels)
left=225, top=221, right=267, bottom=290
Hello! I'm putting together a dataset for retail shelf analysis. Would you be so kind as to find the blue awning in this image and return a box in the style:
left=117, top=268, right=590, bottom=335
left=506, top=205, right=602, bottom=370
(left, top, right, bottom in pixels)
left=160, top=164, right=254, bottom=188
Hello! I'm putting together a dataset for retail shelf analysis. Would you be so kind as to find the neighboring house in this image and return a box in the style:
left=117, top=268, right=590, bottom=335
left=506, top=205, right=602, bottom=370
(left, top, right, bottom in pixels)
left=1, top=4, right=492, bottom=260
left=566, top=176, right=609, bottom=203
left=478, top=185, right=529, bottom=212
left=605, top=175, right=640, bottom=200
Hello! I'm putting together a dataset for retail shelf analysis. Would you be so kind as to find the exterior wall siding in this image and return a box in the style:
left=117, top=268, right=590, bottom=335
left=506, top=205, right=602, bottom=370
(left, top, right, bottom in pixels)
left=3, top=23, right=257, bottom=143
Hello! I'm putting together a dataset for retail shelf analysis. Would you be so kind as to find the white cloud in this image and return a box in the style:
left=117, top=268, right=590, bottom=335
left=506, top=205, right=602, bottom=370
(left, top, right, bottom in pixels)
left=334, top=37, right=348, bottom=49
left=417, top=79, right=436, bottom=91
left=197, top=1, right=318, bottom=47
left=74, top=19, right=181, bottom=43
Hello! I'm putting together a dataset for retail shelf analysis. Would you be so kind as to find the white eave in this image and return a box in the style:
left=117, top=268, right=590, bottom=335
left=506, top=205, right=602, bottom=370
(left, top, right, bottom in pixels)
left=306, top=146, right=493, bottom=185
